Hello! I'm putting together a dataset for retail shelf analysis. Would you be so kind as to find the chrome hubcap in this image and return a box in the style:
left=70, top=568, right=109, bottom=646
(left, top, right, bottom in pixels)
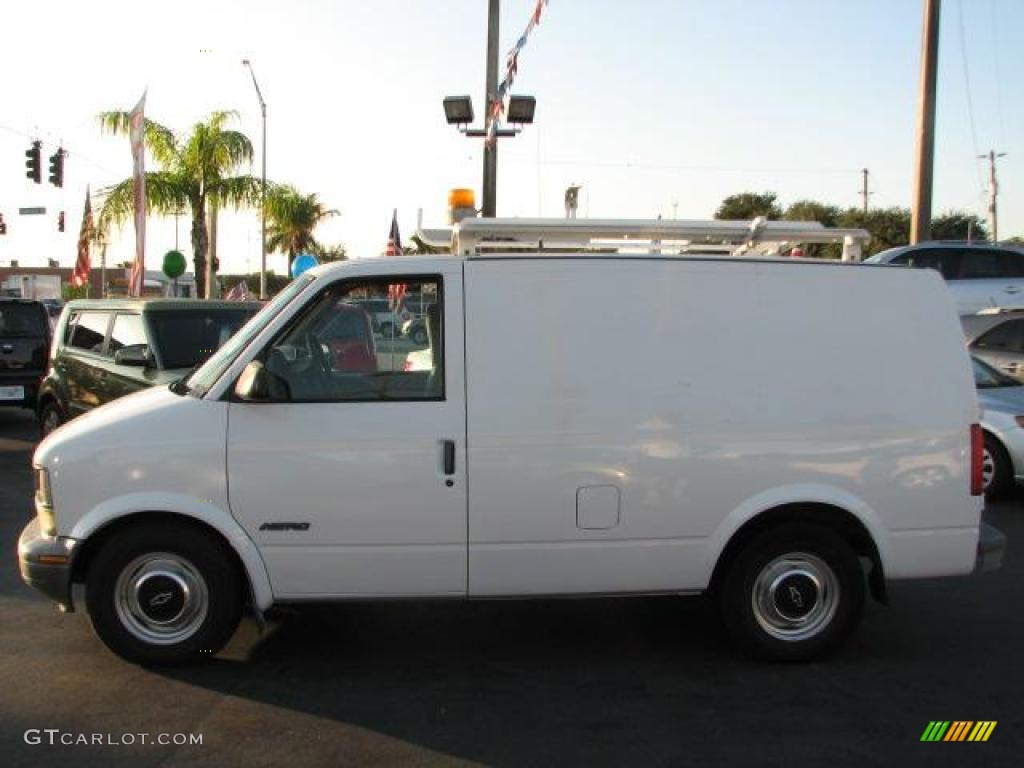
left=115, top=553, right=208, bottom=645
left=982, top=448, right=995, bottom=491
left=752, top=553, right=839, bottom=642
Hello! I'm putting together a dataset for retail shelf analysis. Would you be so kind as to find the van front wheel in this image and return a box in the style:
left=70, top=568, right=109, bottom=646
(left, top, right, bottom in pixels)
left=718, top=523, right=865, bottom=661
left=85, top=522, right=242, bottom=665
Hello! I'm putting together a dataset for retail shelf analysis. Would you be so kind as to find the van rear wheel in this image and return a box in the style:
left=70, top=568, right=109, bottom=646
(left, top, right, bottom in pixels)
left=718, top=523, right=865, bottom=661
left=983, top=433, right=1013, bottom=498
left=85, top=522, right=242, bottom=665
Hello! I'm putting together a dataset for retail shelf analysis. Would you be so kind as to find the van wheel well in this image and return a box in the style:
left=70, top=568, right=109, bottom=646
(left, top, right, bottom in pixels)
left=72, top=513, right=249, bottom=606
left=709, top=503, right=886, bottom=604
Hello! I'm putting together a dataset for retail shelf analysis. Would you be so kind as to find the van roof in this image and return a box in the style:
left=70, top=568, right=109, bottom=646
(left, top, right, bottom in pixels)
left=64, top=298, right=262, bottom=312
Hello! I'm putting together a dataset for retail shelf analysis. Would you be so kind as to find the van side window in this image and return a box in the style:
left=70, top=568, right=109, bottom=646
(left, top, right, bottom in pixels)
left=68, top=311, right=111, bottom=354
left=109, top=314, right=148, bottom=355
left=260, top=277, right=443, bottom=402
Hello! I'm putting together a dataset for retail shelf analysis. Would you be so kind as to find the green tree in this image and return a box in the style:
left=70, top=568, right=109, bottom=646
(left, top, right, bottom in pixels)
left=714, top=191, right=782, bottom=220
left=838, top=207, right=911, bottom=257
left=266, top=185, right=339, bottom=266
left=783, top=200, right=842, bottom=257
left=62, top=284, right=89, bottom=301
left=931, top=211, right=989, bottom=242
left=96, top=110, right=262, bottom=298
left=313, top=243, right=348, bottom=263
left=783, top=199, right=841, bottom=227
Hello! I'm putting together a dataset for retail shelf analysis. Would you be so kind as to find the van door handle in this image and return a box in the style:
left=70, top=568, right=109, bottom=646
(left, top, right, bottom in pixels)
left=1004, top=286, right=1021, bottom=294
left=442, top=440, right=456, bottom=476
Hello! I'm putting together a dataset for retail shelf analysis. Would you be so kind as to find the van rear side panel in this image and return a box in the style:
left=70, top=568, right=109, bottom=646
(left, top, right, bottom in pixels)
left=463, top=257, right=981, bottom=596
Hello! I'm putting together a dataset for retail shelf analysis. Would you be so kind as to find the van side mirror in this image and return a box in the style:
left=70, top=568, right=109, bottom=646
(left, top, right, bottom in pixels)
left=234, top=360, right=270, bottom=401
left=113, top=344, right=150, bottom=367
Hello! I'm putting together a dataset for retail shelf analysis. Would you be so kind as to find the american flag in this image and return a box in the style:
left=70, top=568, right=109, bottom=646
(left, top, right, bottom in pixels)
left=72, top=187, right=94, bottom=291
left=385, top=209, right=406, bottom=309
left=127, top=90, right=147, bottom=297
left=224, top=281, right=251, bottom=301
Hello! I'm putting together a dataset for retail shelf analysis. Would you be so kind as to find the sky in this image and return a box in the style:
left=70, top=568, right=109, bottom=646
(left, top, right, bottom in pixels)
left=0, top=0, right=1021, bottom=275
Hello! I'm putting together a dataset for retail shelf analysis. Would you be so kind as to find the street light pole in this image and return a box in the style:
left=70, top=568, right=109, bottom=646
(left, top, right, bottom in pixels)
left=482, top=0, right=500, bottom=217
left=243, top=59, right=268, bottom=299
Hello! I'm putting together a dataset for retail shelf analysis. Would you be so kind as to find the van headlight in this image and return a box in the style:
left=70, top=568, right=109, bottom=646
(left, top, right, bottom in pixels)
left=34, top=467, right=56, bottom=536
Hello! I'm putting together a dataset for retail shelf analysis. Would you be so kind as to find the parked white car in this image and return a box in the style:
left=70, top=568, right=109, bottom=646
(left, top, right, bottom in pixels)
left=19, top=218, right=1002, bottom=666
left=866, top=242, right=1024, bottom=315
left=973, top=355, right=1024, bottom=496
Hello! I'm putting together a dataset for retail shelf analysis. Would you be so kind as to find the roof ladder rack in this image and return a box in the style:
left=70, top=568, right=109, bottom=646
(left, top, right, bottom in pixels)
left=416, top=217, right=871, bottom=261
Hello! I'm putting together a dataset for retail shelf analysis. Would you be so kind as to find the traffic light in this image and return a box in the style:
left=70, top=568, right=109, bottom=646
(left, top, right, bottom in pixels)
left=0, top=213, right=7, bottom=235
left=57, top=211, right=65, bottom=232
left=48, top=148, right=65, bottom=188
left=25, top=141, right=41, bottom=183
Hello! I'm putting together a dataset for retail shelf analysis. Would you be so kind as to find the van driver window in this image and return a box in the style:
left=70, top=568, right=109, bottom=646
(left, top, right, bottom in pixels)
left=260, top=278, right=443, bottom=402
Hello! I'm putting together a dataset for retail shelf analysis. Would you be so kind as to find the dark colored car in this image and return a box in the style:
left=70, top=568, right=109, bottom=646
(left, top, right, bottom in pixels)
left=0, top=298, right=52, bottom=410
left=37, top=298, right=261, bottom=435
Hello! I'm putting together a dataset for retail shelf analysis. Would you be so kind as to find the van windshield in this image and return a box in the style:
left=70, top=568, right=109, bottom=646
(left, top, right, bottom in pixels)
left=183, top=275, right=314, bottom=397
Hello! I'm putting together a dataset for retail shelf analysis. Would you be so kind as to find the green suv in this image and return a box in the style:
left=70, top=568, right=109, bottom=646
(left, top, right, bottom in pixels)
left=37, top=299, right=261, bottom=436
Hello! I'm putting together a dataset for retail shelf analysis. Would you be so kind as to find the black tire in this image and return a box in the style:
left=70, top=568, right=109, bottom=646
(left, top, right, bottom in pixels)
left=411, top=326, right=428, bottom=346
left=38, top=400, right=64, bottom=438
left=983, top=433, right=1013, bottom=499
left=85, top=521, right=243, bottom=665
left=718, top=522, right=865, bottom=662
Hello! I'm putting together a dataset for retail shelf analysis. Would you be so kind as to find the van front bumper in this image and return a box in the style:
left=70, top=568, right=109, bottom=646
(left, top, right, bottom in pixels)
left=18, top=518, right=78, bottom=612
left=976, top=522, right=1006, bottom=573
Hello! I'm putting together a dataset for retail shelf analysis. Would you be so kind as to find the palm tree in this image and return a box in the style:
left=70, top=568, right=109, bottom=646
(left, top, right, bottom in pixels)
left=96, top=110, right=262, bottom=298
left=266, top=185, right=339, bottom=266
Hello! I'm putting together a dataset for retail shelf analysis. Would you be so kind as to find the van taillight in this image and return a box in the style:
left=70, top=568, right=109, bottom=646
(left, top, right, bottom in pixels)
left=971, top=424, right=983, bottom=496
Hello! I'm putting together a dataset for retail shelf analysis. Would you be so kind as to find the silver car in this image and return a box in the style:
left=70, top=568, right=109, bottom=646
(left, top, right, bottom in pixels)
left=962, top=310, right=1024, bottom=380
left=974, top=355, right=1024, bottom=496
left=867, top=242, right=1024, bottom=315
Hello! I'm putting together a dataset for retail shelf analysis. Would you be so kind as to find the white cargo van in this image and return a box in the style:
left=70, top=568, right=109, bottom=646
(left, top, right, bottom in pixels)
left=19, top=219, right=1003, bottom=665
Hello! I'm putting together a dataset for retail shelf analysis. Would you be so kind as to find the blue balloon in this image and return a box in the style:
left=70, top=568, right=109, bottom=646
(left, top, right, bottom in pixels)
left=291, top=253, right=319, bottom=278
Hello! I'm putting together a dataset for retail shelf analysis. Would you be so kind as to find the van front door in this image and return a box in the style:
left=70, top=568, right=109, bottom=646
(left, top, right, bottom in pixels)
left=225, top=269, right=467, bottom=598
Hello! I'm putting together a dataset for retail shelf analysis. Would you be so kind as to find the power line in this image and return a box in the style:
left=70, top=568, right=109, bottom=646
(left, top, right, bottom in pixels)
left=956, top=0, right=986, bottom=199
left=0, top=123, right=124, bottom=179
left=505, top=156, right=862, bottom=176
left=990, top=0, right=1007, bottom=148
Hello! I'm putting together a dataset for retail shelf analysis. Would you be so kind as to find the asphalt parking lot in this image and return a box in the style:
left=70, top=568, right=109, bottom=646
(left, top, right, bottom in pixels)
left=1, top=406, right=1020, bottom=767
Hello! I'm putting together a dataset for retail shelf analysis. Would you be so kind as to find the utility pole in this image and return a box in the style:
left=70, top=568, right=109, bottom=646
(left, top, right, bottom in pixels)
left=861, top=168, right=870, bottom=215
left=482, top=0, right=500, bottom=217
left=910, top=0, right=941, bottom=244
left=980, top=149, right=1007, bottom=242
